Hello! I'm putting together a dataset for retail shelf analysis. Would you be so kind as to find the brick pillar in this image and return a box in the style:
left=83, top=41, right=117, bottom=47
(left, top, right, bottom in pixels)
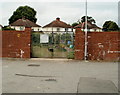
left=74, top=28, right=84, bottom=60
left=22, top=27, right=31, bottom=58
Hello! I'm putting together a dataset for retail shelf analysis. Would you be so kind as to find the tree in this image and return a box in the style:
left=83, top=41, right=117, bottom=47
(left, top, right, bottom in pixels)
left=71, top=22, right=79, bottom=27
left=102, top=21, right=119, bottom=31
left=9, top=5, right=37, bottom=24
left=81, top=16, right=96, bottom=23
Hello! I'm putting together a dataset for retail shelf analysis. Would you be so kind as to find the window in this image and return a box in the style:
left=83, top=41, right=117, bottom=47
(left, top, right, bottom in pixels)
left=57, top=28, right=60, bottom=31
left=20, top=27, right=24, bottom=31
left=38, top=28, right=39, bottom=31
left=65, top=28, right=68, bottom=32
left=32, top=29, right=34, bottom=31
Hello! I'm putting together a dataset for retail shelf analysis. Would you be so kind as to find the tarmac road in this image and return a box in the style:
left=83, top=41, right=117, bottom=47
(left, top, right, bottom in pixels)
left=2, top=58, right=119, bottom=93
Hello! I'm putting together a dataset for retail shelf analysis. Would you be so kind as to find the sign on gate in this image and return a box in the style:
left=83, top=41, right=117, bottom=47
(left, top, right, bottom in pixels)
left=40, top=34, right=49, bottom=43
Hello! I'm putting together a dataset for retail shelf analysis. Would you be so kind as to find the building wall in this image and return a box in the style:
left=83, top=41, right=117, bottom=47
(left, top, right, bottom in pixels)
left=0, top=26, right=2, bottom=31
left=81, top=29, right=102, bottom=32
left=10, top=26, right=24, bottom=31
left=10, top=26, right=42, bottom=31
left=75, top=28, right=120, bottom=61
left=10, top=26, right=25, bottom=31
left=31, top=27, right=42, bottom=31
left=0, top=28, right=31, bottom=58
left=43, top=27, right=73, bottom=32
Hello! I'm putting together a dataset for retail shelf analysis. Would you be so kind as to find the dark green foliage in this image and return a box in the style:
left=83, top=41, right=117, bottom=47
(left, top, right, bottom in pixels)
left=67, top=51, right=74, bottom=59
left=2, top=26, right=15, bottom=30
left=49, top=34, right=53, bottom=45
left=102, top=21, right=119, bottom=31
left=61, top=33, right=72, bottom=44
left=54, top=34, right=60, bottom=44
left=66, top=33, right=72, bottom=42
left=32, top=33, right=40, bottom=45
left=81, top=16, right=96, bottom=23
left=72, top=22, right=79, bottom=27
left=9, top=5, right=37, bottom=24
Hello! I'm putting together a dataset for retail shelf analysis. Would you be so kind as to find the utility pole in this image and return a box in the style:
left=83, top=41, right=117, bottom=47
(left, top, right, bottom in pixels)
left=84, top=0, right=88, bottom=60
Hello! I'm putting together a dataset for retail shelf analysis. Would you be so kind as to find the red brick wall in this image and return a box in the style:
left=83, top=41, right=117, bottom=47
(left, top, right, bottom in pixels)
left=75, top=28, right=85, bottom=60
left=75, top=28, right=120, bottom=61
left=0, top=28, right=31, bottom=58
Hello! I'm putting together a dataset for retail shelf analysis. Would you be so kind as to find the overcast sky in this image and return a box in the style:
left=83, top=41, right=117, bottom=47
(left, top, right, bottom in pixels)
left=0, top=0, right=119, bottom=27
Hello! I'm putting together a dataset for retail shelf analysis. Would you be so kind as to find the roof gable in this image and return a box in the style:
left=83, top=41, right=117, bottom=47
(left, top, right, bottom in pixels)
left=75, top=22, right=101, bottom=29
left=43, top=18, right=71, bottom=28
left=10, top=18, right=41, bottom=28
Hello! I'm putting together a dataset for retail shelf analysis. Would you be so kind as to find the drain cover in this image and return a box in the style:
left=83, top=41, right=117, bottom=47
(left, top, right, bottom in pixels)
left=28, top=64, right=40, bottom=66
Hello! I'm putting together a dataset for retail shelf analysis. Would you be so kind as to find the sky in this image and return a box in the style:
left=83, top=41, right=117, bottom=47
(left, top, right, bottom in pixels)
left=0, top=0, right=119, bottom=27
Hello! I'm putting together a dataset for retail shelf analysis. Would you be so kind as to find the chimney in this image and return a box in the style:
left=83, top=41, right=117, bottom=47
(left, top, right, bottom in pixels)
left=56, top=17, right=60, bottom=21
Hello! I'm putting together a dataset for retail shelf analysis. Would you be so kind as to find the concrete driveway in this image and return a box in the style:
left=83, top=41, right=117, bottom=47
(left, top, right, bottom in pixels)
left=2, top=58, right=119, bottom=93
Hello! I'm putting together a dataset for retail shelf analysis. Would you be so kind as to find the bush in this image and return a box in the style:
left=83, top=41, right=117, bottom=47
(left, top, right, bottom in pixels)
left=2, top=26, right=15, bottom=30
left=67, top=51, right=74, bottom=59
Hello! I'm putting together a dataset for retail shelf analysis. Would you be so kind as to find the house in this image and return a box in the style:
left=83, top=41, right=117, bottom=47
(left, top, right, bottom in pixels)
left=42, top=17, right=73, bottom=34
left=9, top=18, right=42, bottom=31
left=0, top=24, right=2, bottom=31
left=75, top=22, right=102, bottom=32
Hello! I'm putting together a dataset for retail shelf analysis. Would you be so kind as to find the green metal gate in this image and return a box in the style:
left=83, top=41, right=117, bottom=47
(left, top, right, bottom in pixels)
left=31, top=32, right=74, bottom=58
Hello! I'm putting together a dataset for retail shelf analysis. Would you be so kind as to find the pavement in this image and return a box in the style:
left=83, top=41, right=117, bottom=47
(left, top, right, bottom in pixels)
left=77, top=77, right=118, bottom=93
left=1, top=58, right=119, bottom=93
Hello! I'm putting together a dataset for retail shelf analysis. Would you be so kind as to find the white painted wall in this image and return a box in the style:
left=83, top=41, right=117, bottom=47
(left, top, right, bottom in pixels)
left=90, top=29, right=94, bottom=32
left=31, top=27, right=42, bottom=31
left=43, top=27, right=52, bottom=31
left=96, top=29, right=102, bottom=32
left=73, top=29, right=76, bottom=33
left=10, top=26, right=42, bottom=31
left=59, top=28, right=65, bottom=31
left=0, top=26, right=2, bottom=31
left=81, top=29, right=102, bottom=32
left=68, top=28, right=72, bottom=32
left=10, top=26, right=74, bottom=32
left=10, top=26, right=25, bottom=31
left=43, top=27, right=73, bottom=32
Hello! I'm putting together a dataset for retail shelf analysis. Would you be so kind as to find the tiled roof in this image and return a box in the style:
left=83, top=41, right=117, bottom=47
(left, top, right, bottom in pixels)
left=75, top=22, right=101, bottom=29
left=10, top=18, right=41, bottom=27
left=43, top=18, right=72, bottom=28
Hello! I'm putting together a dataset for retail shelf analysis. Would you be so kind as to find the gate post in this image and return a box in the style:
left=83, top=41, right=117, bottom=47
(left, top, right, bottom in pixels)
left=74, top=28, right=84, bottom=60
left=24, top=28, right=31, bottom=58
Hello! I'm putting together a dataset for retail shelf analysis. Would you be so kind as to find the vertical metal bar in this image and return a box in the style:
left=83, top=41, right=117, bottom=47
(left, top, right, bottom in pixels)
left=52, top=27, right=54, bottom=58
left=65, top=28, right=67, bottom=58
left=84, top=0, right=88, bottom=60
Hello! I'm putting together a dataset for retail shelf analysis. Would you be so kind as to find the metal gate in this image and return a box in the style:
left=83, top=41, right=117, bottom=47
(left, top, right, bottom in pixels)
left=31, top=31, right=74, bottom=58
